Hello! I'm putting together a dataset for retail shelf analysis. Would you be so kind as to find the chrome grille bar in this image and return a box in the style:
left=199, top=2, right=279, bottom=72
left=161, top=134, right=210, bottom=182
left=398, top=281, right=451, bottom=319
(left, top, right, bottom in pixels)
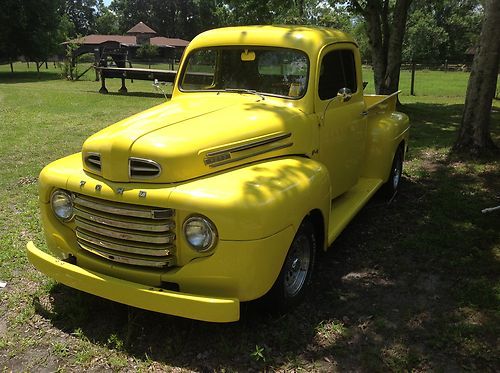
left=76, top=218, right=174, bottom=244
left=74, top=206, right=174, bottom=232
left=79, top=241, right=173, bottom=268
left=74, top=195, right=173, bottom=219
left=76, top=230, right=172, bottom=257
left=73, top=193, right=176, bottom=268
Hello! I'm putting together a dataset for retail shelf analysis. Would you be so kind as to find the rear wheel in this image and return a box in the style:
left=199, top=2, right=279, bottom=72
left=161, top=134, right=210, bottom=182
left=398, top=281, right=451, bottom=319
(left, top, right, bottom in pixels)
left=382, top=146, right=404, bottom=198
left=267, top=219, right=316, bottom=311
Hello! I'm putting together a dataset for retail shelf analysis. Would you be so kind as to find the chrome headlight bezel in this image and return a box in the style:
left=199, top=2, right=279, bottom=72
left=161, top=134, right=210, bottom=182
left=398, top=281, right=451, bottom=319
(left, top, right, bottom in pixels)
left=50, top=189, right=74, bottom=222
left=183, top=215, right=218, bottom=253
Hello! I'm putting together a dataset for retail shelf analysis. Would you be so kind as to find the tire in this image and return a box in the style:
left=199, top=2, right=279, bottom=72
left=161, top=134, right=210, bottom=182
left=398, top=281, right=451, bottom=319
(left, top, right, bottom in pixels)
left=382, top=145, right=404, bottom=198
left=266, top=219, right=316, bottom=312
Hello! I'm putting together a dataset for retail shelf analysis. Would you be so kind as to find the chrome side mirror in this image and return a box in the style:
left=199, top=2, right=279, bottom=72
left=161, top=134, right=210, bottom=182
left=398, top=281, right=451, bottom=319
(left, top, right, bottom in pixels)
left=337, top=87, right=352, bottom=102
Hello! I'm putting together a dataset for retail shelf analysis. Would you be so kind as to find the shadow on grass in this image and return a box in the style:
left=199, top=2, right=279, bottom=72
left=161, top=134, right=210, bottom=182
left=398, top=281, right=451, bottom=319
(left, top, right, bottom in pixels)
left=401, top=102, right=499, bottom=156
left=33, top=102, right=499, bottom=371
left=87, top=91, right=171, bottom=99
left=0, top=70, right=62, bottom=83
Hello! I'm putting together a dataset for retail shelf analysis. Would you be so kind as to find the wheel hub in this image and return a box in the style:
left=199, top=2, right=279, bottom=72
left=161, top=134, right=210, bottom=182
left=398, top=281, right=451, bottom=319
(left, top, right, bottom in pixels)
left=284, top=236, right=311, bottom=297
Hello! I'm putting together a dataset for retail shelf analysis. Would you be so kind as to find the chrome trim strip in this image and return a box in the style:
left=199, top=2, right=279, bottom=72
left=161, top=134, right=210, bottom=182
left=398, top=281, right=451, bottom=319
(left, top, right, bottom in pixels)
left=76, top=230, right=172, bottom=257
left=85, top=152, right=102, bottom=172
left=74, top=195, right=173, bottom=220
left=129, top=157, right=162, bottom=179
left=207, top=142, right=293, bottom=168
left=75, top=218, right=174, bottom=244
left=206, top=133, right=292, bottom=157
left=74, top=207, right=174, bottom=232
left=78, top=241, right=172, bottom=268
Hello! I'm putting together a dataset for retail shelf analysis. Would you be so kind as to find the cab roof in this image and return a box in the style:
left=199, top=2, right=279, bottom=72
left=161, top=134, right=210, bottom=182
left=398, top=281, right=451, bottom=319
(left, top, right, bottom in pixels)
left=187, top=25, right=357, bottom=55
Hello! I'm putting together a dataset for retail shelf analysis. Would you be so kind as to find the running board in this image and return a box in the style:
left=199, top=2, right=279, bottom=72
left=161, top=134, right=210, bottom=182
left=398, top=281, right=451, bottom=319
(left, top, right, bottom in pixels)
left=328, top=178, right=383, bottom=245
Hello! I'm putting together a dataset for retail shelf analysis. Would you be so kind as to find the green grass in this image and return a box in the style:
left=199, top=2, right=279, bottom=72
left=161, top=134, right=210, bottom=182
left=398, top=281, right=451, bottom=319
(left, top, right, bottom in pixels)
left=0, top=61, right=499, bottom=371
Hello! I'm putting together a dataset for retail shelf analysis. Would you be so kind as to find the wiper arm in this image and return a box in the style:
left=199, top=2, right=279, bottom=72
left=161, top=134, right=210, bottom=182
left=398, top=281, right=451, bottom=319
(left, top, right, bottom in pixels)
left=222, top=88, right=265, bottom=101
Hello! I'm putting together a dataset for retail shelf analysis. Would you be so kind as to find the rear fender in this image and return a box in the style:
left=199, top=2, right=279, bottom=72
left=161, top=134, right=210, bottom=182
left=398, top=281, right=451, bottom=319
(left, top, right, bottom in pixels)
left=361, top=111, right=410, bottom=181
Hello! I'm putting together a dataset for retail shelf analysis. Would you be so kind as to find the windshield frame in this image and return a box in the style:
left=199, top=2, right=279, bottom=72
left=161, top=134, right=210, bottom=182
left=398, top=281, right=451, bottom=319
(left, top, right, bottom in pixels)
left=178, top=46, right=310, bottom=100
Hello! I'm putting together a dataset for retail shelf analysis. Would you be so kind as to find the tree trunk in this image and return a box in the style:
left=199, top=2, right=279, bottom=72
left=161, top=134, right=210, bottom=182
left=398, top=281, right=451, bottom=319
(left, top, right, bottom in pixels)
left=380, top=0, right=411, bottom=94
left=453, top=0, right=500, bottom=156
left=355, top=0, right=412, bottom=95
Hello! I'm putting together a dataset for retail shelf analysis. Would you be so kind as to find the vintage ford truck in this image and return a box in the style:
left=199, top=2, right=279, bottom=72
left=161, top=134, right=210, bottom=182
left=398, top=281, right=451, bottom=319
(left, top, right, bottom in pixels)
left=27, top=25, right=409, bottom=322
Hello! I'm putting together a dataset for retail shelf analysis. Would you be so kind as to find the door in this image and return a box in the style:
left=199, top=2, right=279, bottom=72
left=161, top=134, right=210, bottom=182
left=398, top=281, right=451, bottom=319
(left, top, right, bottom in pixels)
left=316, top=44, right=367, bottom=199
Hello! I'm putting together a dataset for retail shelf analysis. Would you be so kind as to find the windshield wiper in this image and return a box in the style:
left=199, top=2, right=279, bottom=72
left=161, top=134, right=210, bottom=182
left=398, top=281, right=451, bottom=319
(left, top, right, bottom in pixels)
left=222, top=88, right=265, bottom=101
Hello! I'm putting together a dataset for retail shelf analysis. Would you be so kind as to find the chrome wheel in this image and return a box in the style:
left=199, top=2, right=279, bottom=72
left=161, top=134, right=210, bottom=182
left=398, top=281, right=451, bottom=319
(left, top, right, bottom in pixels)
left=265, top=219, right=316, bottom=311
left=392, top=155, right=402, bottom=190
left=382, top=146, right=404, bottom=198
left=283, top=234, right=311, bottom=297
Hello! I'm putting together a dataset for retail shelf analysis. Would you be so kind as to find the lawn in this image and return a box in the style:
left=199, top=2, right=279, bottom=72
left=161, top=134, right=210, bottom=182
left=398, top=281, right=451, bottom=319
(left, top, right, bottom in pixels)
left=0, top=62, right=499, bottom=371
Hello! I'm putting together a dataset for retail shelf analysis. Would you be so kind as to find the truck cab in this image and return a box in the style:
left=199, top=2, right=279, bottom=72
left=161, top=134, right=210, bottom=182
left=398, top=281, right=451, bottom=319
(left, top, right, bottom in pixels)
left=27, top=26, right=409, bottom=322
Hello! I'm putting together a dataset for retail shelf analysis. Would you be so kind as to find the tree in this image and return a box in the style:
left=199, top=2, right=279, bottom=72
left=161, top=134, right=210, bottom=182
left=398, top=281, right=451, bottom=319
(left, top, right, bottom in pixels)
left=331, top=0, right=413, bottom=95
left=95, top=0, right=119, bottom=35
left=403, top=0, right=483, bottom=63
left=110, top=0, right=210, bottom=39
left=0, top=0, right=65, bottom=65
left=403, top=9, right=448, bottom=63
left=454, top=0, right=500, bottom=156
left=64, top=0, right=98, bottom=36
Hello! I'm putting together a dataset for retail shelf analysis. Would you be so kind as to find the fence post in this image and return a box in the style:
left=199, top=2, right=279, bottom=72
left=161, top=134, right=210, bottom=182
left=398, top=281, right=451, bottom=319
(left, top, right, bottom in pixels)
left=410, top=61, right=416, bottom=96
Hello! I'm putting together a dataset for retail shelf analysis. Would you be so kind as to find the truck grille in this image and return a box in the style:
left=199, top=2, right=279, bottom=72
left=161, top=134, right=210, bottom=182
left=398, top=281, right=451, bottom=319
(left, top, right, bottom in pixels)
left=73, top=194, right=176, bottom=268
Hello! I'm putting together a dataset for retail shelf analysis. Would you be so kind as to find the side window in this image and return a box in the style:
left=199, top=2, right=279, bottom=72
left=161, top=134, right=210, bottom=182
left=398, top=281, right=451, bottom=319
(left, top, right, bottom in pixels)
left=318, top=49, right=357, bottom=100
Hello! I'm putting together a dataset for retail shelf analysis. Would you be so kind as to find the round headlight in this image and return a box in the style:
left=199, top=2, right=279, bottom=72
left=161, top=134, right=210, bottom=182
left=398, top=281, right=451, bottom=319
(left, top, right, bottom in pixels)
left=183, top=215, right=217, bottom=252
left=51, top=189, right=74, bottom=221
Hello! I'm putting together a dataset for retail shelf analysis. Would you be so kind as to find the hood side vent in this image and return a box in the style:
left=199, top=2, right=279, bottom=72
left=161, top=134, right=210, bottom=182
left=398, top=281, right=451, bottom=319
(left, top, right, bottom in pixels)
left=85, top=153, right=102, bottom=172
left=129, top=157, right=161, bottom=179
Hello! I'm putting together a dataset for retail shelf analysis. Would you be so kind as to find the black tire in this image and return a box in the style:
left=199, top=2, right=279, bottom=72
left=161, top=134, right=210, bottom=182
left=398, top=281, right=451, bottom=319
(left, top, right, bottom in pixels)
left=382, top=146, right=404, bottom=198
left=266, top=219, right=316, bottom=312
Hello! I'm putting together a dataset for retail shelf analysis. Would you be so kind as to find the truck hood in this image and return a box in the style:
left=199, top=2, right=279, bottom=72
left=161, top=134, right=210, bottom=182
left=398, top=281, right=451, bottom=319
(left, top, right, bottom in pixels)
left=82, top=94, right=312, bottom=183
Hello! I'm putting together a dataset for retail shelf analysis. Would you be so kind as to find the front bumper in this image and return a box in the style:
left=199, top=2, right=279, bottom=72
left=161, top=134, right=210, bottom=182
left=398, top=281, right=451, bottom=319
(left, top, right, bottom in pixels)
left=27, top=241, right=239, bottom=323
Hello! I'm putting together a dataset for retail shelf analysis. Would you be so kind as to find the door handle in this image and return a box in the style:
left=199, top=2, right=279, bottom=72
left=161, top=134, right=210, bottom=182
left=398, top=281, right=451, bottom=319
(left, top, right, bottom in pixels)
left=361, top=111, right=368, bottom=117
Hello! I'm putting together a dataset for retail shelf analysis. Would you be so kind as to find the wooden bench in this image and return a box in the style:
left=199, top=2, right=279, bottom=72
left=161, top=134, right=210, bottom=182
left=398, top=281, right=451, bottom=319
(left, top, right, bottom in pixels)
left=96, top=66, right=177, bottom=94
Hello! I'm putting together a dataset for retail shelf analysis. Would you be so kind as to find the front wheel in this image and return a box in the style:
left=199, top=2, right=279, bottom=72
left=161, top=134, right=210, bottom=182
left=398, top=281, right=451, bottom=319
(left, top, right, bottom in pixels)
left=266, top=219, right=316, bottom=311
left=382, top=146, right=404, bottom=198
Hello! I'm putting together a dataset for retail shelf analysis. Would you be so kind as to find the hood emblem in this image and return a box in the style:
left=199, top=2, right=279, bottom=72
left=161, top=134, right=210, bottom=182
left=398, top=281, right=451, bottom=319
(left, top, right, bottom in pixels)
left=204, top=132, right=293, bottom=168
left=116, top=187, right=124, bottom=195
left=139, top=191, right=147, bottom=198
left=95, top=185, right=102, bottom=192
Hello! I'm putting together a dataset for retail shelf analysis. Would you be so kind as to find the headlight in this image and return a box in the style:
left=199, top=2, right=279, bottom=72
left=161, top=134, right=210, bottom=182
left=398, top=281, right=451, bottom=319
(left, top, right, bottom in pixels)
left=183, top=215, right=217, bottom=252
left=51, top=189, right=74, bottom=221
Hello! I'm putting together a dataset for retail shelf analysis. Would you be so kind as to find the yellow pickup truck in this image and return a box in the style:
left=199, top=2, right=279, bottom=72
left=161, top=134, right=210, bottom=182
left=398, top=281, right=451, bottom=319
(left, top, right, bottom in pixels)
left=27, top=25, right=409, bottom=322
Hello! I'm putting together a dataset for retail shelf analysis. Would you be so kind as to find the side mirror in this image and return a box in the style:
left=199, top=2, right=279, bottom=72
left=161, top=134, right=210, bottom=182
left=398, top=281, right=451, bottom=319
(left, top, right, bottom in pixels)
left=337, top=87, right=352, bottom=102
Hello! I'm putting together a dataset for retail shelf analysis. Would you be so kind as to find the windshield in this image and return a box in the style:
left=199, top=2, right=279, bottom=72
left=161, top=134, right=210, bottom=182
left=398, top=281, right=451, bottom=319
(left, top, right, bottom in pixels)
left=179, top=47, right=309, bottom=99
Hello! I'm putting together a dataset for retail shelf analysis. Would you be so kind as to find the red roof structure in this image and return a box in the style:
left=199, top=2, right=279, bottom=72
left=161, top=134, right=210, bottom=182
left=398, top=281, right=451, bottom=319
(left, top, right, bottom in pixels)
left=64, top=21, right=190, bottom=84
left=67, top=35, right=189, bottom=48
left=126, top=22, right=157, bottom=35
left=65, top=22, right=189, bottom=49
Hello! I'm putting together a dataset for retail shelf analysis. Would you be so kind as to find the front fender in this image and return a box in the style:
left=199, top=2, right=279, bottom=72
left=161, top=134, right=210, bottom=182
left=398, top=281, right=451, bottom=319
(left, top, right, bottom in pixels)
left=170, top=156, right=331, bottom=241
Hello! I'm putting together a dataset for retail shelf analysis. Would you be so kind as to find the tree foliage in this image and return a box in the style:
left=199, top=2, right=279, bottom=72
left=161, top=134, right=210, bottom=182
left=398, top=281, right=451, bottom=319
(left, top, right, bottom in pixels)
left=0, top=0, right=65, bottom=62
left=109, top=0, right=220, bottom=40
left=64, top=0, right=98, bottom=35
left=403, top=0, right=482, bottom=63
